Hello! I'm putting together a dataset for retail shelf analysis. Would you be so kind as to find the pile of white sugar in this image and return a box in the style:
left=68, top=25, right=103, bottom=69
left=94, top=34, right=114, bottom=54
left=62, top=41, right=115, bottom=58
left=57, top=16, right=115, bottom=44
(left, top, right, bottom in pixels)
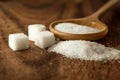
left=55, top=23, right=101, bottom=34
left=48, top=40, right=120, bottom=61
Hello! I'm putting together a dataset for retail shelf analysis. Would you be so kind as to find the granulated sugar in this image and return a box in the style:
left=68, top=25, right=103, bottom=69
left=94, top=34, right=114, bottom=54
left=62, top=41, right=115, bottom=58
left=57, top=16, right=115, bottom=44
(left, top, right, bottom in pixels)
left=48, top=40, right=120, bottom=61
left=55, top=23, right=100, bottom=34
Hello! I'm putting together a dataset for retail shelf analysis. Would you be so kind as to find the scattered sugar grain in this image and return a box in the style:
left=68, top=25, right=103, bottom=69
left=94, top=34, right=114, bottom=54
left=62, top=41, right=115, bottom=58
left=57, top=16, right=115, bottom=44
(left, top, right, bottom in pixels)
left=28, top=24, right=46, bottom=41
left=55, top=23, right=100, bottom=34
left=48, top=40, right=120, bottom=61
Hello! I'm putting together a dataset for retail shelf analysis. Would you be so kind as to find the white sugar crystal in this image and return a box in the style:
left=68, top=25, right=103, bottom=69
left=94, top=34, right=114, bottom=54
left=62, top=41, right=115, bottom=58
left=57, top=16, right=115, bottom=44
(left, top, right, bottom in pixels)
left=34, top=31, right=56, bottom=48
left=28, top=24, right=46, bottom=41
left=55, top=23, right=100, bottom=34
left=9, top=33, right=29, bottom=51
left=48, top=40, right=120, bottom=61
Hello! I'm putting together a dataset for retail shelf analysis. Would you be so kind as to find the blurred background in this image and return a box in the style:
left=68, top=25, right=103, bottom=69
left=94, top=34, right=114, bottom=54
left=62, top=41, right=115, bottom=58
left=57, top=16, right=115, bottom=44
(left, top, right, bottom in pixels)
left=0, top=0, right=82, bottom=5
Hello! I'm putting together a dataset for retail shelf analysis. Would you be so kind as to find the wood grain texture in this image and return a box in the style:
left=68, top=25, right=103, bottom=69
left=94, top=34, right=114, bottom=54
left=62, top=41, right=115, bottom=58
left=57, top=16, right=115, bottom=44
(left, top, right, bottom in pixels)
left=0, top=0, right=120, bottom=80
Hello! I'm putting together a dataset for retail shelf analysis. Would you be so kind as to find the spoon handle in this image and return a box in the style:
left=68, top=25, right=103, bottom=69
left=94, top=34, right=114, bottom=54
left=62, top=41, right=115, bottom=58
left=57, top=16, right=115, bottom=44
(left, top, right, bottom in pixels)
left=89, top=0, right=120, bottom=19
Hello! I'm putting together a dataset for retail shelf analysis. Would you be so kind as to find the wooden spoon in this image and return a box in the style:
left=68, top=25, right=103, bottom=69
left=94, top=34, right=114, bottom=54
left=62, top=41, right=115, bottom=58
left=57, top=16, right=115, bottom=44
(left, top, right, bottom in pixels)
left=49, top=0, right=119, bottom=40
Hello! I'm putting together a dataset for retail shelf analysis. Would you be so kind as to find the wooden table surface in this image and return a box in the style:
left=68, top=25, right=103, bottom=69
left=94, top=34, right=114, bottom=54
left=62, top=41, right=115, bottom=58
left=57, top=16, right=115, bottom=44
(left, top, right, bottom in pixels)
left=0, top=0, right=120, bottom=80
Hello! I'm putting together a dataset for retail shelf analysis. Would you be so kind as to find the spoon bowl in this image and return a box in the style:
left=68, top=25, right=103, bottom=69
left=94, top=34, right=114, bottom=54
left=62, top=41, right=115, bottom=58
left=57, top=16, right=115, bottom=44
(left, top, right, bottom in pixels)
left=49, top=18, right=108, bottom=40
left=49, top=0, right=119, bottom=40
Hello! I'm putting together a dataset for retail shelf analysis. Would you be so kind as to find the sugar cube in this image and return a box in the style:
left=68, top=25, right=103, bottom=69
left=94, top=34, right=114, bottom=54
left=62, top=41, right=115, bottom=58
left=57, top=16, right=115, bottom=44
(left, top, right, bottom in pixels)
left=9, top=33, right=29, bottom=51
left=28, top=24, right=46, bottom=41
left=34, top=31, right=56, bottom=48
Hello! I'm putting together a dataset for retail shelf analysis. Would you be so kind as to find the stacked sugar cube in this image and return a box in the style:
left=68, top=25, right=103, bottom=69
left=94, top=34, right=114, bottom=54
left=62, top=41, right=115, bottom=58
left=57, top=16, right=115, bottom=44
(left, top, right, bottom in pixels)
left=28, top=24, right=55, bottom=48
left=8, top=24, right=56, bottom=51
left=28, top=24, right=46, bottom=41
left=34, top=31, right=55, bottom=48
